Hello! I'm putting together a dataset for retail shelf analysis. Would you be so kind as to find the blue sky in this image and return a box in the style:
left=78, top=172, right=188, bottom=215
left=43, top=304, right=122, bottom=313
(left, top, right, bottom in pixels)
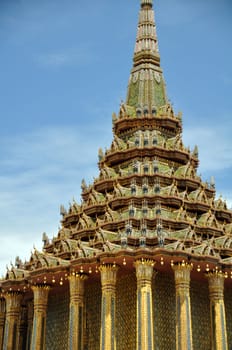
left=0, top=0, right=231, bottom=276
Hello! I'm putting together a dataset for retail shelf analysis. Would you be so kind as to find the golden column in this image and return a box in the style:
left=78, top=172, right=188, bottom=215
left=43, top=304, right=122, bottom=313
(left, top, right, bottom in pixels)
left=30, top=285, right=50, bottom=350
left=0, top=298, right=5, bottom=349
left=207, top=272, right=228, bottom=350
left=99, top=264, right=118, bottom=350
left=69, top=273, right=88, bottom=350
left=2, top=292, right=22, bottom=350
left=134, top=259, right=155, bottom=350
left=172, top=263, right=193, bottom=350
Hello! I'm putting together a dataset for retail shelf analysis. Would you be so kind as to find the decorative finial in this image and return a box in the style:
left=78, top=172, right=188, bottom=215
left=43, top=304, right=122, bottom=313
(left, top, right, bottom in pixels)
left=210, top=176, right=215, bottom=189
left=42, top=232, right=49, bottom=246
left=60, top=204, right=67, bottom=216
left=193, top=145, right=199, bottom=158
left=15, top=256, right=23, bottom=269
left=81, top=179, right=87, bottom=192
left=141, top=0, right=153, bottom=7
left=98, top=148, right=104, bottom=161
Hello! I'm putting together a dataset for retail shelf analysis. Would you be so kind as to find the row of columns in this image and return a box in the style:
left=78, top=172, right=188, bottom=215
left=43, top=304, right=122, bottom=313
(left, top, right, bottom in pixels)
left=0, top=262, right=229, bottom=350
left=70, top=261, right=228, bottom=350
left=172, top=264, right=228, bottom=350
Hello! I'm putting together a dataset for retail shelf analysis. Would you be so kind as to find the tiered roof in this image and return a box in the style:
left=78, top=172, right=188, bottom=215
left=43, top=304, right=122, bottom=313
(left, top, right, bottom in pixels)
left=1, top=0, right=232, bottom=292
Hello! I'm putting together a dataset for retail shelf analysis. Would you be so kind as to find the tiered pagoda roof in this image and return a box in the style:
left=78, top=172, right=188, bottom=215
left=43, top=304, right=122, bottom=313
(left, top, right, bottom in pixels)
left=1, top=0, right=232, bottom=292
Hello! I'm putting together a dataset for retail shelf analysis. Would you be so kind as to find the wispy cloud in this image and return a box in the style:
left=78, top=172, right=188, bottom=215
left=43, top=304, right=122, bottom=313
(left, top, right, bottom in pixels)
left=37, top=52, right=71, bottom=66
left=222, top=75, right=232, bottom=86
left=183, top=118, right=232, bottom=207
left=35, top=48, right=91, bottom=67
left=183, top=119, right=232, bottom=174
left=0, top=124, right=110, bottom=276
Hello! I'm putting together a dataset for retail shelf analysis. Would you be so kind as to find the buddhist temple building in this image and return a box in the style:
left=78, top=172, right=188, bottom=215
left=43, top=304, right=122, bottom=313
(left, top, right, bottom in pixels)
left=1, top=0, right=232, bottom=349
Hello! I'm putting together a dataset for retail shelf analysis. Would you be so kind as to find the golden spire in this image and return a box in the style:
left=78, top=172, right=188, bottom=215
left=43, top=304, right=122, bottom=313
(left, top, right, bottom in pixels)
left=135, top=0, right=159, bottom=65
left=126, top=0, right=167, bottom=110
left=141, top=0, right=153, bottom=6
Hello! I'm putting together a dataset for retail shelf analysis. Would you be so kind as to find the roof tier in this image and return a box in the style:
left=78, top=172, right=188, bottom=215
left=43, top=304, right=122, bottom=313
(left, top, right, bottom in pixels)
left=1, top=0, right=232, bottom=293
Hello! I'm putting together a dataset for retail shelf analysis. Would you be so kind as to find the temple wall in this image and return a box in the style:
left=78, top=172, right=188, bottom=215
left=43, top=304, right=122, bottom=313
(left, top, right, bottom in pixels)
left=153, top=272, right=176, bottom=349
left=116, top=273, right=137, bottom=350
left=42, top=273, right=229, bottom=350
left=191, top=280, right=211, bottom=350
left=85, top=281, right=101, bottom=350
left=225, top=285, right=232, bottom=350
left=45, top=289, right=69, bottom=350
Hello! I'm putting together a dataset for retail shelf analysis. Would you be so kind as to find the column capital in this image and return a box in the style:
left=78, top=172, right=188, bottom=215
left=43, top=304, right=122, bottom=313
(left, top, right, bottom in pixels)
left=4, top=292, right=23, bottom=314
left=134, top=259, right=156, bottom=285
left=31, top=285, right=50, bottom=313
left=69, top=273, right=88, bottom=286
left=69, top=273, right=88, bottom=304
left=31, top=284, right=51, bottom=292
left=172, top=263, right=192, bottom=291
left=69, top=272, right=88, bottom=281
left=99, top=264, right=119, bottom=291
left=206, top=271, right=225, bottom=300
left=172, top=262, right=192, bottom=276
left=99, top=263, right=119, bottom=274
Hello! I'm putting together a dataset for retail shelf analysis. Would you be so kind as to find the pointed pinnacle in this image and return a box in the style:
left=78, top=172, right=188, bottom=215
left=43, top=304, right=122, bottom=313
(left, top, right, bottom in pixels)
left=141, top=0, right=153, bottom=7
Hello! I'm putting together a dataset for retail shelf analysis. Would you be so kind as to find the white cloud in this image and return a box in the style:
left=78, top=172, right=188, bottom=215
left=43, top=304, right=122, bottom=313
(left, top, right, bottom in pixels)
left=183, top=119, right=232, bottom=207
left=0, top=125, right=109, bottom=276
left=183, top=120, right=232, bottom=173
left=37, top=53, right=70, bottom=66
left=35, top=47, right=92, bottom=68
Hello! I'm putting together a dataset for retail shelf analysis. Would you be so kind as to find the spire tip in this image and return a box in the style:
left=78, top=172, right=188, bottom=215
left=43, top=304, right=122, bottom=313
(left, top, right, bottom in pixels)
left=141, top=0, right=153, bottom=7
